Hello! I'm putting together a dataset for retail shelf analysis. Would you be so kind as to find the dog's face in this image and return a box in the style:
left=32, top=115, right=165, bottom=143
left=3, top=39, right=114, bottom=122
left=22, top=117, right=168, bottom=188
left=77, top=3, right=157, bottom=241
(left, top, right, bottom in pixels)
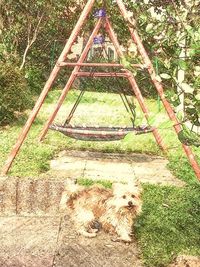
left=111, top=181, right=142, bottom=213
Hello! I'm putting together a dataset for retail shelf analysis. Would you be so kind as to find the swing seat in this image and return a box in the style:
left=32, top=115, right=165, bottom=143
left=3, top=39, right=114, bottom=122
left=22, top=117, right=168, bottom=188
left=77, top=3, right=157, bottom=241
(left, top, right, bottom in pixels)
left=49, top=124, right=154, bottom=141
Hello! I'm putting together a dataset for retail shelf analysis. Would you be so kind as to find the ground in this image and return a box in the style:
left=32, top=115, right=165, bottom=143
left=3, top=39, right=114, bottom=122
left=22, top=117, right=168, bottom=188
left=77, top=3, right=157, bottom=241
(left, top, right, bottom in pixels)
left=0, top=216, right=142, bottom=267
left=0, top=151, right=198, bottom=267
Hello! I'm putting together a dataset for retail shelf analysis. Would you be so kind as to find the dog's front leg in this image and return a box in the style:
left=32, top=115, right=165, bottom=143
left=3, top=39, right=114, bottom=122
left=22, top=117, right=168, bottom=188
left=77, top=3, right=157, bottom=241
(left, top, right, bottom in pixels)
left=115, top=226, right=132, bottom=243
left=75, top=209, right=97, bottom=238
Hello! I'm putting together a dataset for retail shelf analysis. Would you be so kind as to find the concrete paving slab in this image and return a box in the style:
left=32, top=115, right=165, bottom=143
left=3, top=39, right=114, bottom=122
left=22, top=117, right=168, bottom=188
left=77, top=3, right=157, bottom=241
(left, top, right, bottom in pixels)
left=50, top=157, right=86, bottom=179
left=131, top=158, right=183, bottom=186
left=54, top=215, right=143, bottom=267
left=84, top=160, right=135, bottom=182
left=0, top=216, right=61, bottom=267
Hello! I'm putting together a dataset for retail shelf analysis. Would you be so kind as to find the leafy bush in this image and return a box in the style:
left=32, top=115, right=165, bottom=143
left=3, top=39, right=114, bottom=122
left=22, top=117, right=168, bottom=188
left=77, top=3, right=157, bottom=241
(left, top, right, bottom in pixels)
left=0, top=63, right=33, bottom=125
left=25, top=66, right=45, bottom=95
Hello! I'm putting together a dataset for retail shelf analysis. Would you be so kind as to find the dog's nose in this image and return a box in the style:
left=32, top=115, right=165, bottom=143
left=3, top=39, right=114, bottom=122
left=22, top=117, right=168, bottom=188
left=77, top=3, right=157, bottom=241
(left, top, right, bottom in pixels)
left=128, top=201, right=133, bottom=206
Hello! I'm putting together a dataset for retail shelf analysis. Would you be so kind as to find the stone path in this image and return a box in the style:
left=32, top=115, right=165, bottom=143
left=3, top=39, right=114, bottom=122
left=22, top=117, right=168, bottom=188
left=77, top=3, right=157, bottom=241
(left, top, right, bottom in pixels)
left=46, top=150, right=185, bottom=187
left=0, top=217, right=60, bottom=267
left=0, top=215, right=143, bottom=267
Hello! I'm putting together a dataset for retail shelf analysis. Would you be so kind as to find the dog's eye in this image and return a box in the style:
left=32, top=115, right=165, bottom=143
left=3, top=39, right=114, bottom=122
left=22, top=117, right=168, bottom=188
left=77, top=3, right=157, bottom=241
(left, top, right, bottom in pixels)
left=131, top=195, right=135, bottom=198
left=122, top=195, right=126, bottom=199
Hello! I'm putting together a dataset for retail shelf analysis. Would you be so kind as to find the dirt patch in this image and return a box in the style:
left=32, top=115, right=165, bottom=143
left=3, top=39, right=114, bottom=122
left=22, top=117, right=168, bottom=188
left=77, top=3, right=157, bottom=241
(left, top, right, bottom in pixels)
left=168, top=255, right=200, bottom=267
left=54, top=215, right=143, bottom=267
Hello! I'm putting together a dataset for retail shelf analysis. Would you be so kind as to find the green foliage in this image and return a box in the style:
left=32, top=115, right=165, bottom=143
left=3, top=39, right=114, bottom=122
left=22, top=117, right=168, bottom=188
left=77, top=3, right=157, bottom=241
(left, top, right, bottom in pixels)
left=78, top=178, right=112, bottom=188
left=135, top=184, right=200, bottom=267
left=25, top=67, right=45, bottom=94
left=0, top=63, right=33, bottom=125
left=178, top=124, right=200, bottom=147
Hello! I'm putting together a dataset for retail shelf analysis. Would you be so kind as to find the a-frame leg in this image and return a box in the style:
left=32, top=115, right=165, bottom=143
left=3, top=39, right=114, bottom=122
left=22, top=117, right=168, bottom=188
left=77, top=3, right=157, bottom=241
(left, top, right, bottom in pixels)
left=106, top=18, right=166, bottom=151
left=116, top=0, right=200, bottom=179
left=1, top=0, right=96, bottom=176
left=38, top=18, right=103, bottom=141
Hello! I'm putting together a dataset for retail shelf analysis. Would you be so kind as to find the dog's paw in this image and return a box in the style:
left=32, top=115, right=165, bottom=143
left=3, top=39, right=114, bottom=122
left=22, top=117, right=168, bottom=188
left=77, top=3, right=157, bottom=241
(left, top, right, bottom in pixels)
left=111, top=236, right=132, bottom=244
left=78, top=229, right=97, bottom=238
left=89, top=220, right=102, bottom=231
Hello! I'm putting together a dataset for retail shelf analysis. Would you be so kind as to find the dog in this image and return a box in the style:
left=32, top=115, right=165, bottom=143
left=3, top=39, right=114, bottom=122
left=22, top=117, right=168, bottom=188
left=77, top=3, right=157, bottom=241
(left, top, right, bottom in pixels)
left=59, top=179, right=142, bottom=243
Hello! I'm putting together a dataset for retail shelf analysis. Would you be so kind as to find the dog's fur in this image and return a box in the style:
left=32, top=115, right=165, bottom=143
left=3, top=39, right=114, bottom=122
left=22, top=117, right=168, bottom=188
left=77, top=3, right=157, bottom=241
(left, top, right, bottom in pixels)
left=60, top=179, right=142, bottom=242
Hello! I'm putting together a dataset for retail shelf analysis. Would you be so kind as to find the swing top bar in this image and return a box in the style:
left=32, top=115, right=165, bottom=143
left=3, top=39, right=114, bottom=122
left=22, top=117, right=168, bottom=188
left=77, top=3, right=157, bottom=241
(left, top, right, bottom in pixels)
left=58, top=62, right=147, bottom=69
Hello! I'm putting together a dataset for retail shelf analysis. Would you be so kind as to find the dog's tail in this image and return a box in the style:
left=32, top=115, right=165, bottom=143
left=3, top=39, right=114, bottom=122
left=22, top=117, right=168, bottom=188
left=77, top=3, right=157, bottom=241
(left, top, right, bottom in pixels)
left=59, top=179, right=83, bottom=212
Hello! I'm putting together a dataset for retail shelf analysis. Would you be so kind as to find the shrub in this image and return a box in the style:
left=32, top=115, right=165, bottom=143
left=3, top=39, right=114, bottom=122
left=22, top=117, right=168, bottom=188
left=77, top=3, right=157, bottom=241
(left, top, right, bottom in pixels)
left=25, top=66, right=45, bottom=95
left=0, top=63, right=33, bottom=125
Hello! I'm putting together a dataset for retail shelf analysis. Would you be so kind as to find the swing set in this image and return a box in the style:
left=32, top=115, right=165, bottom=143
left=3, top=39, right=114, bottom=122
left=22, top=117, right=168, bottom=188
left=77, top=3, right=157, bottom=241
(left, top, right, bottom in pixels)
left=1, top=0, right=200, bottom=181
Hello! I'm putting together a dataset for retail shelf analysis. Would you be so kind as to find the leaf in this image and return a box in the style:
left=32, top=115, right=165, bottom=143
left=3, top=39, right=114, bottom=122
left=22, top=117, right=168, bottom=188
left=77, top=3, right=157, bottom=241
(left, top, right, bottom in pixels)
left=155, top=75, right=162, bottom=82
left=160, top=73, right=171, bottom=80
left=120, top=56, right=137, bottom=75
left=178, top=125, right=200, bottom=147
left=146, top=23, right=153, bottom=32
left=195, top=94, right=200, bottom=101
left=178, top=60, right=188, bottom=71
left=180, top=83, right=194, bottom=94
left=189, top=49, right=196, bottom=57
left=164, top=59, right=171, bottom=69
left=194, top=66, right=200, bottom=77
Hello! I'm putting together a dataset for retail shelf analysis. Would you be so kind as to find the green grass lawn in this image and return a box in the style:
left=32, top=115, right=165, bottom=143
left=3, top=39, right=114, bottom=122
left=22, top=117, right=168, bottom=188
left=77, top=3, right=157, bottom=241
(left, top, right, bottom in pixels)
left=0, top=89, right=200, bottom=266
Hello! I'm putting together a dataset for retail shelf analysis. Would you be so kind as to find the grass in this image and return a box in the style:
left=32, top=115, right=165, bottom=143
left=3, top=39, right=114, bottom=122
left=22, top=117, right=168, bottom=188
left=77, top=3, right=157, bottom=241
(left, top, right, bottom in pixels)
left=135, top=184, right=200, bottom=267
left=0, top=89, right=200, bottom=266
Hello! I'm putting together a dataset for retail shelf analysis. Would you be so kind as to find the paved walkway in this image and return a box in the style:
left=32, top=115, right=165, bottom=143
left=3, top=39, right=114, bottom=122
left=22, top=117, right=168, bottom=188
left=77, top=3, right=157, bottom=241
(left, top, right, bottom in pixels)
left=0, top=216, right=142, bottom=267
left=47, top=150, right=185, bottom=187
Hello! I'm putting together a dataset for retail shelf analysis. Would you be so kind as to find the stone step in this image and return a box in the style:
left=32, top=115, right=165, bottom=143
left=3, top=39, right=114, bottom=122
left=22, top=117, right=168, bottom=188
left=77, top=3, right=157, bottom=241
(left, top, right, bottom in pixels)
left=0, top=176, right=67, bottom=216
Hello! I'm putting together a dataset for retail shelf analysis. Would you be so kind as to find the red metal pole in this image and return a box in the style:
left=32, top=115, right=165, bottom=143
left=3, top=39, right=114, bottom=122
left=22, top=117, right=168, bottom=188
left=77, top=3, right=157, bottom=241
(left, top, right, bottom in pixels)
left=75, top=72, right=128, bottom=77
left=38, top=18, right=103, bottom=141
left=106, top=17, right=166, bottom=151
left=58, top=62, right=145, bottom=68
left=116, top=0, right=200, bottom=180
left=1, top=0, right=96, bottom=176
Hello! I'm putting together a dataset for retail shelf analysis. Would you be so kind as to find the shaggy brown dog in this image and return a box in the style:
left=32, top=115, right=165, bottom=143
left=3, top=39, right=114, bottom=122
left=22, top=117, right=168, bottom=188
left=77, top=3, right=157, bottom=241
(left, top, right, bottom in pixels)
left=60, top=179, right=142, bottom=242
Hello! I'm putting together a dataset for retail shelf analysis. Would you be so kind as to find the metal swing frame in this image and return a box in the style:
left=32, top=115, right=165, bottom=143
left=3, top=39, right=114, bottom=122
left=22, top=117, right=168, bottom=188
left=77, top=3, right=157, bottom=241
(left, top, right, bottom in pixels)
left=52, top=36, right=142, bottom=141
left=1, top=0, right=200, bottom=180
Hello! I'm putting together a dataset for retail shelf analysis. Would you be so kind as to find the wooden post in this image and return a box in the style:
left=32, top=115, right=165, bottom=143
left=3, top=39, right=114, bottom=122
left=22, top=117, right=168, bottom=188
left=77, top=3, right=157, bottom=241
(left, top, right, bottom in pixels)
left=1, top=0, right=96, bottom=176
left=106, top=18, right=166, bottom=151
left=38, top=18, right=103, bottom=141
left=116, top=0, right=200, bottom=180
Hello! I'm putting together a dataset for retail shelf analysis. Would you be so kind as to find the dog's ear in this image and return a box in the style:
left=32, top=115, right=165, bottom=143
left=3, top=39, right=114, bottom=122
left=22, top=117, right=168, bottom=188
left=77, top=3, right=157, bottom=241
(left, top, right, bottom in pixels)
left=112, top=183, right=122, bottom=194
left=128, top=178, right=143, bottom=193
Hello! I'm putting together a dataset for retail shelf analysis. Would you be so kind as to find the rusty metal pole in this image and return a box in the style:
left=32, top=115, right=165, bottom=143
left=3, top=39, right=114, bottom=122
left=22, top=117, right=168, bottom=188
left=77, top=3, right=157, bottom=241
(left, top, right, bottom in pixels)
left=106, top=18, right=166, bottom=151
left=1, top=0, right=96, bottom=176
left=75, top=72, right=128, bottom=77
left=116, top=0, right=200, bottom=180
left=38, top=18, right=103, bottom=141
left=58, top=62, right=145, bottom=68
